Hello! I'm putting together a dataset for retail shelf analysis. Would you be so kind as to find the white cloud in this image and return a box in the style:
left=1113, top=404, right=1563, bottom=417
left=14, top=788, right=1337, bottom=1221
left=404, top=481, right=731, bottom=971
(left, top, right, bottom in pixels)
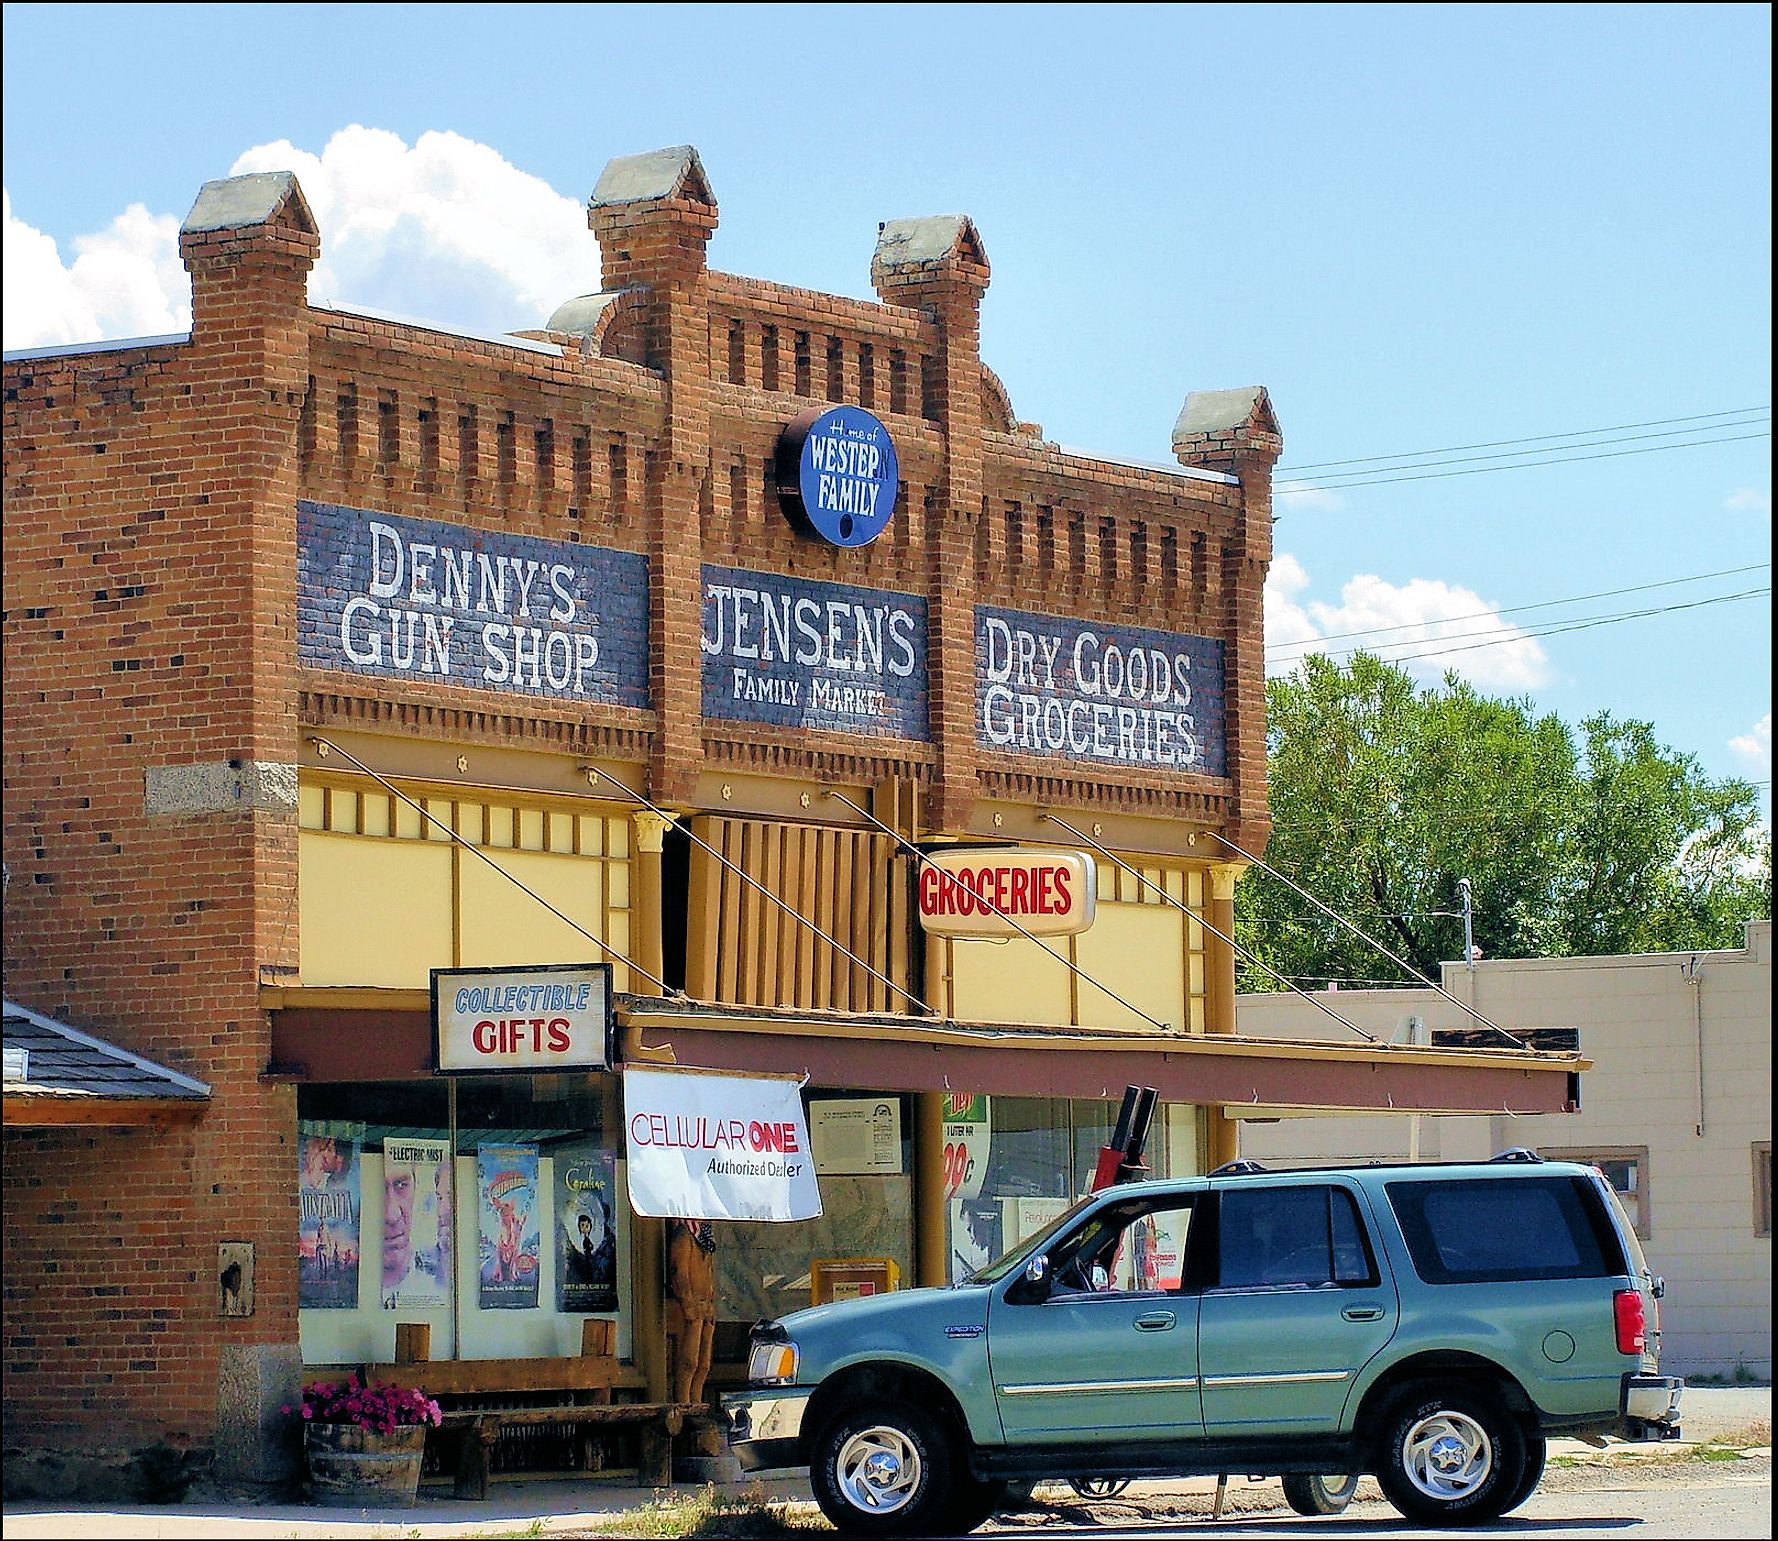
left=1265, top=554, right=1550, bottom=690
left=4, top=127, right=596, bottom=352
left=1723, top=487, right=1771, bottom=515
left=1275, top=480, right=1347, bottom=514
left=4, top=189, right=185, bottom=348
left=228, top=126, right=592, bottom=334
left=1729, top=712, right=1771, bottom=772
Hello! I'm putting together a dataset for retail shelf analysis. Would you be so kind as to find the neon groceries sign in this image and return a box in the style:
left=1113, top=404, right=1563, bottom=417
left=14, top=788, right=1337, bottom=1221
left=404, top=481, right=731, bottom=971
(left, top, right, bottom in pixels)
left=430, top=964, right=613, bottom=1073
left=776, top=406, right=899, bottom=547
left=918, top=848, right=1098, bottom=939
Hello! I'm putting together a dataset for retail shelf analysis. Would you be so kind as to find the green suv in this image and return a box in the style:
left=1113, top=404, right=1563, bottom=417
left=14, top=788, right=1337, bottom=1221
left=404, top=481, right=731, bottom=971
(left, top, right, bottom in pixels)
left=724, top=1151, right=1682, bottom=1534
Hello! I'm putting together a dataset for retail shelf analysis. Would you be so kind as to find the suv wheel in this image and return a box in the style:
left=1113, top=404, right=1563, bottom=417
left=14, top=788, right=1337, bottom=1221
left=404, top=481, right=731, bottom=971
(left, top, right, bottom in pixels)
left=1375, top=1387, right=1526, bottom=1526
left=1503, top=1426, right=1548, bottom=1515
left=1281, top=1472, right=1360, bottom=1515
left=811, top=1399, right=957, bottom=1536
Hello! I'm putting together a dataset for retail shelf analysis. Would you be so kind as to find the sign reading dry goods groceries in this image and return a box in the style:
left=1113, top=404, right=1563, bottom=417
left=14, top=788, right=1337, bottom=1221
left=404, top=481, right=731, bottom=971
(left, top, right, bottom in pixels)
left=624, top=1066, right=822, bottom=1222
left=776, top=405, right=900, bottom=547
left=431, top=964, right=613, bottom=1074
left=918, top=848, right=1097, bottom=938
left=975, top=605, right=1226, bottom=776
left=701, top=564, right=929, bottom=740
left=297, top=502, right=649, bottom=708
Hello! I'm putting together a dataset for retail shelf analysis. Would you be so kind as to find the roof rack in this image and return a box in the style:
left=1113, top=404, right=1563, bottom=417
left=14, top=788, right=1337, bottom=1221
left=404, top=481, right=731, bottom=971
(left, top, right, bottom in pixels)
left=1208, top=1159, right=1270, bottom=1177
left=1490, top=1147, right=1545, bottom=1163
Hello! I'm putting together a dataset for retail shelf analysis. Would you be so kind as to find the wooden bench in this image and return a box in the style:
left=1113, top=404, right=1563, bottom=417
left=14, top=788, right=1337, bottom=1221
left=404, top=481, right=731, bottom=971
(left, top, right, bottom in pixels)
left=364, top=1328, right=703, bottom=1497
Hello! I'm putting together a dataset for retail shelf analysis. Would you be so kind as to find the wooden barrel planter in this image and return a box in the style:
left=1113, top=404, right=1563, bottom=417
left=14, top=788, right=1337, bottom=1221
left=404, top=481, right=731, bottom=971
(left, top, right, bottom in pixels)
left=303, top=1422, right=427, bottom=1506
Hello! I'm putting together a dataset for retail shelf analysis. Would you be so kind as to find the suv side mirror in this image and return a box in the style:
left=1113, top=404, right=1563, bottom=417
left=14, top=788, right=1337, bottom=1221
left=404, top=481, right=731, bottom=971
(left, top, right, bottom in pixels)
left=1025, top=1254, right=1049, bottom=1286
left=1651, top=1276, right=1666, bottom=1300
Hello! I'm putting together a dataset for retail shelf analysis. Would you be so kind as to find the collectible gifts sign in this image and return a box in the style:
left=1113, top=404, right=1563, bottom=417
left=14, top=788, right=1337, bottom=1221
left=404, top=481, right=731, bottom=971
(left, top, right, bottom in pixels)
left=432, top=964, right=612, bottom=1074
left=624, top=1067, right=821, bottom=1221
left=297, top=501, right=649, bottom=709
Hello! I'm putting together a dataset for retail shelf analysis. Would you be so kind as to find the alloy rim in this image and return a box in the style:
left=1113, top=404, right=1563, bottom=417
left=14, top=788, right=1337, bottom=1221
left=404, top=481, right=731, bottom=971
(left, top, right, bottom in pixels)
left=836, top=1425, right=922, bottom=1513
left=1402, top=1409, right=1493, bottom=1501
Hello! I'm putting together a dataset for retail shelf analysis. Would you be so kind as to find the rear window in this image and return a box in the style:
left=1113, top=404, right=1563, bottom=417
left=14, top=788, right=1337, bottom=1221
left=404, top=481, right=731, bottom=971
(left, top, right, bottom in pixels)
left=1386, top=1176, right=1625, bottom=1285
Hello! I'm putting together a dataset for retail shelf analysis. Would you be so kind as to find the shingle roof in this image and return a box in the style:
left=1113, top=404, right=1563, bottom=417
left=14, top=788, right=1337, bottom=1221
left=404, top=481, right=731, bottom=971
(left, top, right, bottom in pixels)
left=2, top=999, right=211, bottom=1102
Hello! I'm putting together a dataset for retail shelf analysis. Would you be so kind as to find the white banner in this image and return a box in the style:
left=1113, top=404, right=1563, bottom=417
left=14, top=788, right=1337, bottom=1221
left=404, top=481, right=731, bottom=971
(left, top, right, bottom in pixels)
left=624, top=1066, right=822, bottom=1222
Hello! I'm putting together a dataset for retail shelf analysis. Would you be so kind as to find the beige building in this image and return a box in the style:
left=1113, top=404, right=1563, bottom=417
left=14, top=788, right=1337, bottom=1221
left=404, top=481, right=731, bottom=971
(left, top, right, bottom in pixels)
left=1235, top=921, right=1772, bottom=1381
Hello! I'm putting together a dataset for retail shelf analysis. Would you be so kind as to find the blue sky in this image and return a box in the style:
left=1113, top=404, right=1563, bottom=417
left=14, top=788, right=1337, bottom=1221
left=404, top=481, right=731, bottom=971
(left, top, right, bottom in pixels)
left=4, top=2, right=1770, bottom=819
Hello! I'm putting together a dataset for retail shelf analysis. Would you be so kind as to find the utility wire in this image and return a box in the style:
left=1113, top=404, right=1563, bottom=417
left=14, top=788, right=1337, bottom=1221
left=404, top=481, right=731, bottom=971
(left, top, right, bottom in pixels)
left=1266, top=562, right=1771, bottom=657
left=1283, top=416, right=1768, bottom=485
left=1278, top=405, right=1771, bottom=473
left=1275, top=429, right=1769, bottom=496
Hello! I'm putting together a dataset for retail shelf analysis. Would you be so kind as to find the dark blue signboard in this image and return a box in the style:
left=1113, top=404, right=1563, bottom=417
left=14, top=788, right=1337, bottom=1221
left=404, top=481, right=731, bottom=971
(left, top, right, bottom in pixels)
left=974, top=604, right=1226, bottom=776
left=297, top=501, right=649, bottom=709
left=702, top=565, right=929, bottom=740
left=775, top=406, right=899, bottom=547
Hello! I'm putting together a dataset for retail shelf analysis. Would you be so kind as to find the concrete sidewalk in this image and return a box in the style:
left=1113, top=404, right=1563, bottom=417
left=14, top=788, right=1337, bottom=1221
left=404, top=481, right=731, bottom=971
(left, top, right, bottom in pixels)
left=5, top=1386, right=1766, bottom=1541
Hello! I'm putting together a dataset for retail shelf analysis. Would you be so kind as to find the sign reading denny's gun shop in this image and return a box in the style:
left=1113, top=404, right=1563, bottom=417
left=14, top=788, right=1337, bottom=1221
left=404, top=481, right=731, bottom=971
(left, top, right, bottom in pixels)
left=297, top=502, right=649, bottom=708
left=975, top=604, right=1227, bottom=777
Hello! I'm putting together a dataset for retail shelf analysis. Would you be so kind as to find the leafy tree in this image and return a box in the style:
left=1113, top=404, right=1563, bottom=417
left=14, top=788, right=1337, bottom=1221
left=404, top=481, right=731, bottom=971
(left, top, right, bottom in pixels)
left=1236, top=654, right=1770, bottom=990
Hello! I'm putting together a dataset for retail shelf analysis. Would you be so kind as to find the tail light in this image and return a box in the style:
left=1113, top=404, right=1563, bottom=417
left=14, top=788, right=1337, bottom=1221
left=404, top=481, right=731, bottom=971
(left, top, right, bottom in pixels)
left=1614, top=1288, right=1647, bottom=1354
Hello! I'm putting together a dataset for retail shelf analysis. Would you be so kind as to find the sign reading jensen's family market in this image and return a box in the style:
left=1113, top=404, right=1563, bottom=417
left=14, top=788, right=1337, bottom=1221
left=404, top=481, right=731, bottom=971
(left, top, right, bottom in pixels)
left=702, top=565, right=929, bottom=740
left=775, top=406, right=899, bottom=547
left=297, top=502, right=649, bottom=708
left=975, top=604, right=1226, bottom=776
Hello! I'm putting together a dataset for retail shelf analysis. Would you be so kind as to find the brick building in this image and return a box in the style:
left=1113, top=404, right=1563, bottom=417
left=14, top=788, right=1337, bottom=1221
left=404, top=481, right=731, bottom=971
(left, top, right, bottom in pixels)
left=2, top=146, right=1581, bottom=1496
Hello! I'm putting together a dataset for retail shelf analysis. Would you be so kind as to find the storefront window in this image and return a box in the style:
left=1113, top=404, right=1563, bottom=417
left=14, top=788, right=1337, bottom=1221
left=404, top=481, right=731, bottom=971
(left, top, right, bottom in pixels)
left=946, top=1096, right=1203, bottom=1281
left=296, top=1074, right=625, bottom=1366
left=716, top=1090, right=915, bottom=1327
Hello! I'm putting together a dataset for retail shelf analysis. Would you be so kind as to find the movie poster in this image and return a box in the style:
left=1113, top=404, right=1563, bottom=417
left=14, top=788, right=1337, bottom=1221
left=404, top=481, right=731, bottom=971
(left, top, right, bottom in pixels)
left=477, top=1144, right=540, bottom=1309
left=298, top=1130, right=361, bottom=1309
left=556, top=1143, right=618, bottom=1313
left=381, top=1138, right=452, bottom=1310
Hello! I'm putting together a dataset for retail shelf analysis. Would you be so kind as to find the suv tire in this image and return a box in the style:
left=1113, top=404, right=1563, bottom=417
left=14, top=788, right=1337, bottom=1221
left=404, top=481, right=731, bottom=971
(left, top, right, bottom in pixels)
left=1375, top=1386, right=1526, bottom=1526
left=810, top=1398, right=958, bottom=1536
left=1281, top=1472, right=1360, bottom=1515
left=1502, top=1426, right=1548, bottom=1515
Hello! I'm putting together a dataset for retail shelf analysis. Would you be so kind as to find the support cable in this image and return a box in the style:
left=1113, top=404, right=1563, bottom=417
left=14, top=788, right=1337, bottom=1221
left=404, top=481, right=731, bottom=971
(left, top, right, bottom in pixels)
left=307, top=736, right=673, bottom=993
left=1040, top=814, right=1376, bottom=1044
left=1208, top=830, right=1527, bottom=1049
left=585, top=772, right=932, bottom=1016
left=822, top=790, right=1172, bottom=1033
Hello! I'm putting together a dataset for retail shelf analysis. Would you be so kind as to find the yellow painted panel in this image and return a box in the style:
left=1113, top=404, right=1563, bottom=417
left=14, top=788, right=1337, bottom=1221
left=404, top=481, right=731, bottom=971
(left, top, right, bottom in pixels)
left=1188, top=869, right=1203, bottom=908
left=1075, top=901, right=1185, bottom=1032
left=426, top=799, right=454, bottom=841
left=486, top=805, right=514, bottom=848
left=458, top=849, right=615, bottom=969
left=548, top=811, right=573, bottom=853
left=299, top=783, right=326, bottom=829
left=363, top=794, right=391, bottom=838
left=330, top=788, right=359, bottom=835
left=396, top=798, right=423, bottom=839
left=949, top=936, right=1073, bottom=1027
left=577, top=815, right=603, bottom=856
left=519, top=808, right=545, bottom=850
left=606, top=818, right=629, bottom=859
left=607, top=860, right=629, bottom=909
left=300, top=832, right=453, bottom=987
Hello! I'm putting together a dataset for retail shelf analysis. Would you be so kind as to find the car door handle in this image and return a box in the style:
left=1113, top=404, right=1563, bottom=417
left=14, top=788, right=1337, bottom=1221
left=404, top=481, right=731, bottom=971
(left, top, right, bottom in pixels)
left=1134, top=1311, right=1176, bottom=1331
left=1342, top=1306, right=1385, bottom=1322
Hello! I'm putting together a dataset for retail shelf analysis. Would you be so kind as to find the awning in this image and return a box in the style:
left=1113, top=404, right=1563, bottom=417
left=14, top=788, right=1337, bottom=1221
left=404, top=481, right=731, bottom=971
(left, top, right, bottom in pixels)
left=4, top=998, right=212, bottom=1127
left=263, top=989, right=1584, bottom=1117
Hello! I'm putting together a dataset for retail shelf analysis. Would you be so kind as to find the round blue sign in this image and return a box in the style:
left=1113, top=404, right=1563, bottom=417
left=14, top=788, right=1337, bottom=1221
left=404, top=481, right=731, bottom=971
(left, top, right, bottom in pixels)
left=775, top=406, right=899, bottom=547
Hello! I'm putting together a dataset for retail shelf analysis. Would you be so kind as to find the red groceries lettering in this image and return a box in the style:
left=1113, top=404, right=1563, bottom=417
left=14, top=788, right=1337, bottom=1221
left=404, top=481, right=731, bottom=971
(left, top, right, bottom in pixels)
left=470, top=1017, right=573, bottom=1055
left=918, top=863, right=1076, bottom=918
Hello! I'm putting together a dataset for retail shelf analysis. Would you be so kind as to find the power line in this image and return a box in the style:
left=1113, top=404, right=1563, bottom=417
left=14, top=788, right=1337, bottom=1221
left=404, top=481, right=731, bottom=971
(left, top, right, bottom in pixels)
left=1277, top=405, right=1771, bottom=473
left=1284, top=416, right=1768, bottom=487
left=1267, top=561, right=1772, bottom=658
left=1275, top=430, right=1769, bottom=496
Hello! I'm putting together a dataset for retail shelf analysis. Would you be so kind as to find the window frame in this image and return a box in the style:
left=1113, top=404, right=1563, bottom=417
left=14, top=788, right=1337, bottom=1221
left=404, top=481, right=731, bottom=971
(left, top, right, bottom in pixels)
left=1539, top=1145, right=1651, bottom=1241
left=1755, top=1142, right=1772, bottom=1240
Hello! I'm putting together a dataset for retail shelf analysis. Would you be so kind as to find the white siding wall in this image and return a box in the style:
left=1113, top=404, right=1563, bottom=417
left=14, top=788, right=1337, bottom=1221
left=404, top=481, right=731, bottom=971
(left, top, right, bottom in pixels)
left=1236, top=922, right=1771, bottom=1379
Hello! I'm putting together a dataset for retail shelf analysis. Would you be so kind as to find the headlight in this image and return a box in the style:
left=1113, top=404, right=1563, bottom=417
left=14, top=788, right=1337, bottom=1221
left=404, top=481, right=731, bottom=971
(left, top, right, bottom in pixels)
left=748, top=1339, right=800, bottom=1384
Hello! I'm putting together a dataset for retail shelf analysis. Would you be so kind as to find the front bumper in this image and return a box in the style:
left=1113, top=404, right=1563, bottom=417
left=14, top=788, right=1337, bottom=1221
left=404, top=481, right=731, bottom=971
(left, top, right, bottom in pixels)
left=721, top=1386, right=814, bottom=1473
left=1621, top=1373, right=1684, bottom=1440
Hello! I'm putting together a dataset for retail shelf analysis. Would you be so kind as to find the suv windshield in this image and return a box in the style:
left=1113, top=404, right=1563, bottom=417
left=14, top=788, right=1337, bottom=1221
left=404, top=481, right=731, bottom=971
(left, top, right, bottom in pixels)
left=963, top=1192, right=1101, bottom=1285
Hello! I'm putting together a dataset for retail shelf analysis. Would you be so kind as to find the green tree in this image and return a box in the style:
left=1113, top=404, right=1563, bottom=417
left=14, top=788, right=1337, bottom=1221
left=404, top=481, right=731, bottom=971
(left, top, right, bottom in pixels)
left=1236, top=654, right=1769, bottom=990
